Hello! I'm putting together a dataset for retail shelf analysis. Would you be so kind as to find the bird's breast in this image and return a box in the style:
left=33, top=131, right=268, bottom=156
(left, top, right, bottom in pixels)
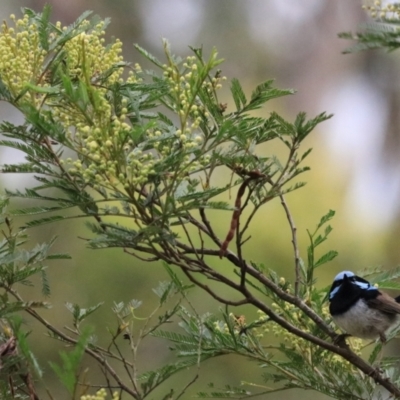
left=332, top=299, right=398, bottom=339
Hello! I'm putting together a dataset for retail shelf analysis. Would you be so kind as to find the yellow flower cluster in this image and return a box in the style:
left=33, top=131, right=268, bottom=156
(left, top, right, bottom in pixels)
left=63, top=96, right=150, bottom=190
left=81, top=389, right=119, bottom=400
left=163, top=59, right=206, bottom=163
left=163, top=54, right=225, bottom=125
left=213, top=295, right=365, bottom=375
left=63, top=21, right=123, bottom=84
left=160, top=54, right=225, bottom=176
left=48, top=24, right=144, bottom=189
left=255, top=300, right=363, bottom=371
left=0, top=14, right=46, bottom=101
left=255, top=302, right=313, bottom=340
left=0, top=11, right=150, bottom=192
left=0, top=10, right=219, bottom=192
left=362, top=0, right=400, bottom=19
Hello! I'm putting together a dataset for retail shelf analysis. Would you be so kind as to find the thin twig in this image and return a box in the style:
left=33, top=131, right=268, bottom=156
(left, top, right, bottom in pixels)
left=199, top=207, right=220, bottom=246
left=110, top=336, right=136, bottom=391
left=175, top=374, right=199, bottom=400
left=279, top=194, right=301, bottom=297
left=175, top=279, right=204, bottom=400
left=123, top=248, right=159, bottom=262
left=179, top=215, right=202, bottom=264
left=198, top=225, right=205, bottom=261
left=235, top=196, right=246, bottom=289
left=19, top=372, right=39, bottom=400
left=182, top=269, right=249, bottom=306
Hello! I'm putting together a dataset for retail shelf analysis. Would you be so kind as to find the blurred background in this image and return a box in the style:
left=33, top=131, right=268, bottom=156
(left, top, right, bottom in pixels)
left=1, top=0, right=400, bottom=398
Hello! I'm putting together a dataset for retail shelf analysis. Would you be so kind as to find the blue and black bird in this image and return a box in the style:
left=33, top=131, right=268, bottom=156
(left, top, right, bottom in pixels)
left=329, top=271, right=400, bottom=341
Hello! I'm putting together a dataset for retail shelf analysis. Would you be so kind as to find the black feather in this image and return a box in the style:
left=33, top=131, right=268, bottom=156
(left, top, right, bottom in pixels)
left=329, top=274, right=379, bottom=316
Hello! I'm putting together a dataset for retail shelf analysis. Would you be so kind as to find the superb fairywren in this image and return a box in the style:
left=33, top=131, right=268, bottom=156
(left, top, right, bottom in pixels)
left=329, top=271, right=400, bottom=341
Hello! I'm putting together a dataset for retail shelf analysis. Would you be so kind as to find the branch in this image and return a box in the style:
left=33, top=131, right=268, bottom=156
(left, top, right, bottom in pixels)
left=248, top=295, right=400, bottom=396
left=174, top=237, right=400, bottom=395
left=219, top=172, right=266, bottom=257
left=176, top=241, right=333, bottom=339
left=6, top=288, right=140, bottom=399
left=199, top=208, right=220, bottom=246
left=182, top=269, right=250, bottom=306
left=183, top=260, right=400, bottom=396
left=123, top=248, right=159, bottom=262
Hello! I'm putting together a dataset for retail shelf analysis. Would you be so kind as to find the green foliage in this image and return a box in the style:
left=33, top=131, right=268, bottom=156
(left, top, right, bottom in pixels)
left=304, top=210, right=338, bottom=290
left=0, top=199, right=69, bottom=295
left=339, top=4, right=400, bottom=53
left=339, top=21, right=400, bottom=53
left=65, top=302, right=104, bottom=329
left=152, top=304, right=375, bottom=399
left=0, top=8, right=328, bottom=245
left=50, top=327, right=93, bottom=395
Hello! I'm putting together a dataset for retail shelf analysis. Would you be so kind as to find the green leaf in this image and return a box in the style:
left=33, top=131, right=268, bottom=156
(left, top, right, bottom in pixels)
left=368, top=342, right=383, bottom=364
left=41, top=269, right=51, bottom=297
left=202, top=201, right=233, bottom=210
left=163, top=262, right=192, bottom=293
left=230, top=78, right=247, bottom=111
left=9, top=316, right=43, bottom=378
left=49, top=326, right=93, bottom=395
left=339, top=21, right=400, bottom=53
left=367, top=266, right=400, bottom=285
left=316, top=210, right=335, bottom=230
left=294, top=111, right=333, bottom=142
left=374, top=281, right=400, bottom=291
left=1, top=162, right=45, bottom=174
left=23, top=215, right=65, bottom=228
left=270, top=112, right=296, bottom=136
left=10, top=206, right=73, bottom=216
left=153, top=281, right=175, bottom=305
left=38, top=5, right=52, bottom=51
left=46, top=253, right=71, bottom=260
left=245, top=80, right=294, bottom=112
left=65, top=302, right=103, bottom=327
left=197, top=385, right=252, bottom=398
left=24, top=82, right=60, bottom=94
left=314, top=250, right=338, bottom=268
left=151, top=329, right=200, bottom=346
left=49, top=10, right=94, bottom=49
left=134, top=43, right=164, bottom=68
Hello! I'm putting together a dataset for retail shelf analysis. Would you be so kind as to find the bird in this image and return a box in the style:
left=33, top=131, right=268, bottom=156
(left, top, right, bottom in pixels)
left=329, top=270, right=400, bottom=342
